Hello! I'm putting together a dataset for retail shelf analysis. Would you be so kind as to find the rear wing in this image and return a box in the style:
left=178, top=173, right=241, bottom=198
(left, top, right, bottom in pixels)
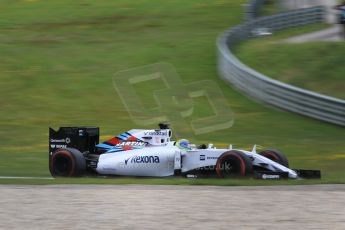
left=49, top=127, right=100, bottom=156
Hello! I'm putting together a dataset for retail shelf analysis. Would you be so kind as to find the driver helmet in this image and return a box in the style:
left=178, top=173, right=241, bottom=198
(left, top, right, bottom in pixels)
left=176, top=139, right=190, bottom=149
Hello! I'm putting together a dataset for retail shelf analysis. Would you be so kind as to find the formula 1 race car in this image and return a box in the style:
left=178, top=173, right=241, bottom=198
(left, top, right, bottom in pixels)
left=48, top=124, right=320, bottom=179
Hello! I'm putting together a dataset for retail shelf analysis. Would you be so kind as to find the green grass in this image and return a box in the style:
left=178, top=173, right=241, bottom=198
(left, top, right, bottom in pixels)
left=0, top=1, right=344, bottom=185
left=233, top=24, right=345, bottom=99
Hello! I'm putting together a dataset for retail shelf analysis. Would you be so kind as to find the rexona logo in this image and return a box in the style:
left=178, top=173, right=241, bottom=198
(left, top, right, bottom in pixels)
left=116, top=142, right=146, bottom=147
left=125, top=155, right=160, bottom=165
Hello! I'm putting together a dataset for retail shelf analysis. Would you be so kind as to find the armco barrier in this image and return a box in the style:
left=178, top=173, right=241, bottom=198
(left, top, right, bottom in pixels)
left=217, top=6, right=345, bottom=126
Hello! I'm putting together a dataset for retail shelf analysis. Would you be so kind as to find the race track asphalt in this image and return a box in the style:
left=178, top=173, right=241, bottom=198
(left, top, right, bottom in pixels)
left=1, top=184, right=345, bottom=229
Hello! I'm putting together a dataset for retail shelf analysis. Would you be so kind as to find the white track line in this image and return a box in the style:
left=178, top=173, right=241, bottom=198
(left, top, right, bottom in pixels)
left=0, top=176, right=54, bottom=180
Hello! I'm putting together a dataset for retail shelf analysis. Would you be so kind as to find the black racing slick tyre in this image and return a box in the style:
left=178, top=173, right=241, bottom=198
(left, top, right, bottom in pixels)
left=215, top=150, right=253, bottom=178
left=49, top=148, right=86, bottom=177
left=259, top=149, right=289, bottom=168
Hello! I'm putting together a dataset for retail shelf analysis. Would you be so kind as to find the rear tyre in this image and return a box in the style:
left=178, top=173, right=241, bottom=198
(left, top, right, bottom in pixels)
left=49, top=148, right=86, bottom=177
left=259, top=149, right=289, bottom=168
left=215, top=150, right=253, bottom=178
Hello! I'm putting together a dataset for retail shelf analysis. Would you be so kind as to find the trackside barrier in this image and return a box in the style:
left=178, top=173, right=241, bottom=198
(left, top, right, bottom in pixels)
left=217, top=6, right=345, bottom=126
left=244, top=0, right=266, bottom=21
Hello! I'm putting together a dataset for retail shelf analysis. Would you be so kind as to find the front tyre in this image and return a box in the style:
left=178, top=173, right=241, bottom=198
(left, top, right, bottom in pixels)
left=49, top=148, right=86, bottom=177
left=215, top=150, right=253, bottom=178
left=259, top=149, right=289, bottom=168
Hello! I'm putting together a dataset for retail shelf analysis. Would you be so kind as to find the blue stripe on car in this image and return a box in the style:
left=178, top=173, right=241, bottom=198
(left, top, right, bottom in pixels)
left=96, top=143, right=113, bottom=149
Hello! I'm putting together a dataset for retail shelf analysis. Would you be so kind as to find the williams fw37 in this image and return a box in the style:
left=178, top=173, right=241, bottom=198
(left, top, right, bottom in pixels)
left=48, top=124, right=320, bottom=179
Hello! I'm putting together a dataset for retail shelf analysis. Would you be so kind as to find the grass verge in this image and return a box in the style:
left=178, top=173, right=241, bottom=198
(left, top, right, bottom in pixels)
left=233, top=23, right=345, bottom=99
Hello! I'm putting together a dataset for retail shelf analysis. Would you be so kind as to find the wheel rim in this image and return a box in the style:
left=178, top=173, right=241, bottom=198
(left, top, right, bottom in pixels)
left=52, top=154, right=73, bottom=176
left=222, top=159, right=241, bottom=177
left=218, top=155, right=245, bottom=178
